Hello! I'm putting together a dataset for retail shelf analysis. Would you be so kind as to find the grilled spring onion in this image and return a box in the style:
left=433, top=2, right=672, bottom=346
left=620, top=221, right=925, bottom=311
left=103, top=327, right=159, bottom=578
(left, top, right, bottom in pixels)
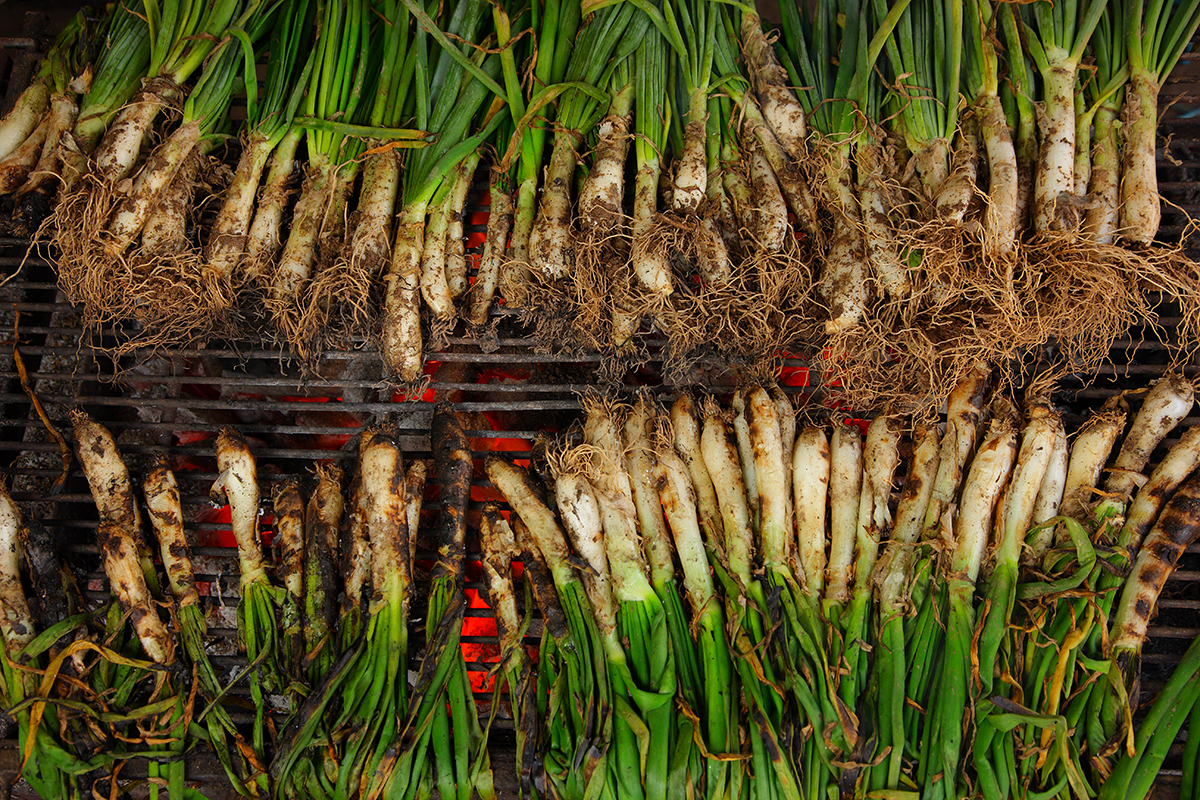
left=479, top=505, right=538, bottom=797
left=963, top=0, right=1019, bottom=258
left=922, top=407, right=1017, bottom=800
left=486, top=456, right=611, bottom=800
left=1021, top=0, right=1108, bottom=232
left=970, top=400, right=1061, bottom=800
left=341, top=433, right=374, bottom=651
left=145, top=454, right=257, bottom=796
left=0, top=484, right=95, bottom=800
left=784, top=0, right=912, bottom=330
left=273, top=478, right=306, bottom=682
left=204, top=0, right=315, bottom=297
left=838, top=415, right=900, bottom=720
left=0, top=9, right=89, bottom=198
left=494, top=0, right=581, bottom=308
left=381, top=0, right=505, bottom=380
left=870, top=423, right=939, bottom=791
left=655, top=438, right=739, bottom=800
left=270, top=0, right=374, bottom=352
left=102, top=3, right=275, bottom=261
left=71, top=411, right=160, bottom=596
left=395, top=407, right=493, bottom=800
left=1121, top=0, right=1200, bottom=243
left=582, top=398, right=675, bottom=800
left=525, top=3, right=647, bottom=282
left=303, top=465, right=345, bottom=683
left=89, top=0, right=248, bottom=183
left=212, top=427, right=280, bottom=762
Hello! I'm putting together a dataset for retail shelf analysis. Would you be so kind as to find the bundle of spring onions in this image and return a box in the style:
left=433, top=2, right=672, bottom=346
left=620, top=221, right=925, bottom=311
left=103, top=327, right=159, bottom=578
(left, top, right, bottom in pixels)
left=478, top=373, right=1200, bottom=799
left=3, top=0, right=1199, bottom=406
left=0, top=411, right=512, bottom=798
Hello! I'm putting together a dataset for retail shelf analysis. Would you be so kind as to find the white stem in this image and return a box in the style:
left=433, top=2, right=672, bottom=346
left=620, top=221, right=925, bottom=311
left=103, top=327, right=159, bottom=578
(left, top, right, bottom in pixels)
left=244, top=129, right=303, bottom=281
left=445, top=153, right=479, bottom=299
left=0, top=79, right=49, bottom=160
left=382, top=204, right=428, bottom=381
left=1121, top=73, right=1161, bottom=245
left=1033, top=64, right=1078, bottom=232
left=419, top=191, right=455, bottom=321
left=793, top=427, right=830, bottom=594
left=826, top=422, right=863, bottom=606
left=470, top=171, right=513, bottom=325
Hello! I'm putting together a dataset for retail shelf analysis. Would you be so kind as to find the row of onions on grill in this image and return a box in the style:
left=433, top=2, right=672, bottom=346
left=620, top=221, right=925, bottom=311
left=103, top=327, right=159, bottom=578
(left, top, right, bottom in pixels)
left=4, top=0, right=1200, bottom=403
left=0, top=408, right=499, bottom=799
left=480, top=375, right=1200, bottom=800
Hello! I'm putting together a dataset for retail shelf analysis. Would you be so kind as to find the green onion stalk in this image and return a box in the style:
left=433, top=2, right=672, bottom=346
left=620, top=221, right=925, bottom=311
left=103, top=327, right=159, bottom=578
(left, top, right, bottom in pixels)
left=52, top=0, right=151, bottom=192
left=868, top=424, right=939, bottom=792
left=969, top=399, right=1062, bottom=800
left=715, top=92, right=788, bottom=256
left=1100, top=629, right=1200, bottom=800
left=626, top=397, right=706, bottom=792
left=835, top=414, right=901, bottom=786
left=655, top=424, right=740, bottom=800
left=576, top=60, right=636, bottom=347
left=998, top=2, right=1038, bottom=232
left=658, top=0, right=733, bottom=294
left=302, top=466, right=346, bottom=687
left=379, top=0, right=505, bottom=380
left=1019, top=376, right=1192, bottom=791
left=699, top=396, right=804, bottom=800
left=467, top=116, right=516, bottom=327
left=663, top=0, right=716, bottom=217
left=308, top=0, right=428, bottom=348
left=479, top=505, right=539, bottom=798
left=273, top=478, right=307, bottom=687
left=340, top=435, right=373, bottom=653
left=1121, top=0, right=1200, bottom=243
left=2, top=8, right=93, bottom=210
left=921, top=406, right=1017, bottom=800
left=212, top=428, right=282, bottom=768
left=963, top=0, right=1019, bottom=260
left=486, top=457, right=614, bottom=800
left=525, top=2, right=648, bottom=283
left=1053, top=375, right=1196, bottom=779
left=745, top=386, right=841, bottom=800
left=877, top=0, right=966, bottom=220
left=271, top=429, right=409, bottom=799
left=1020, top=0, right=1108, bottom=232
left=104, top=8, right=273, bottom=258
left=1092, top=470, right=1200, bottom=790
left=497, top=0, right=582, bottom=309
left=386, top=407, right=494, bottom=800
left=92, top=0, right=251, bottom=183
left=145, top=454, right=260, bottom=796
left=1083, top=0, right=1130, bottom=243
left=64, top=9, right=267, bottom=350
left=0, top=485, right=99, bottom=800
left=1015, top=402, right=1125, bottom=795
left=96, top=513, right=190, bottom=800
left=901, top=365, right=989, bottom=756
left=203, top=0, right=315, bottom=303
left=270, top=0, right=375, bottom=354
left=710, top=9, right=814, bottom=252
left=627, top=19, right=673, bottom=304
left=783, top=0, right=910, bottom=331
left=405, top=0, right=504, bottom=338
left=581, top=398, right=676, bottom=800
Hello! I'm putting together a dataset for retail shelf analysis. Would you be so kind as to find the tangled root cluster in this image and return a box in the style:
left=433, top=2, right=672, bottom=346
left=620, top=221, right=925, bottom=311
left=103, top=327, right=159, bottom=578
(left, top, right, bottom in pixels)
left=821, top=217, right=1200, bottom=412
left=51, top=153, right=232, bottom=358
